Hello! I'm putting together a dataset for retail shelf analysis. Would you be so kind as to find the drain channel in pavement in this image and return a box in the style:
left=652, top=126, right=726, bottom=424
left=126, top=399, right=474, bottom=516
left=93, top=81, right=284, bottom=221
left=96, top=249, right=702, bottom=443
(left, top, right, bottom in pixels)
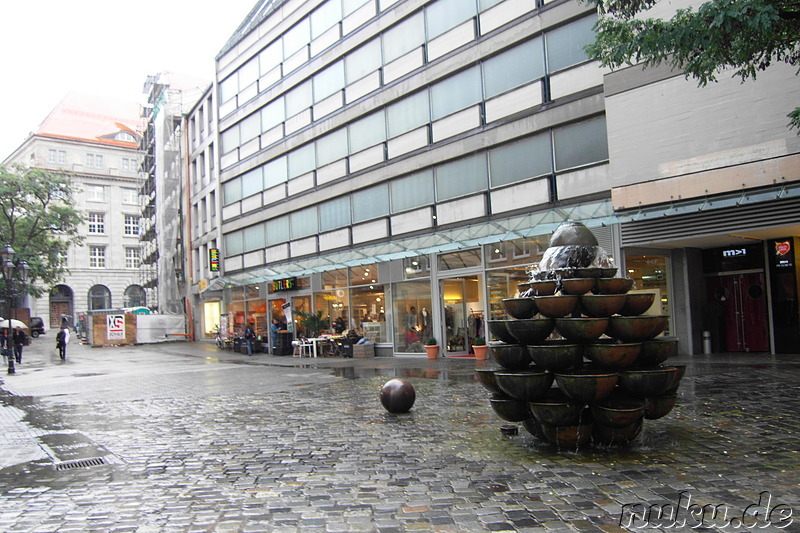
left=54, top=457, right=106, bottom=471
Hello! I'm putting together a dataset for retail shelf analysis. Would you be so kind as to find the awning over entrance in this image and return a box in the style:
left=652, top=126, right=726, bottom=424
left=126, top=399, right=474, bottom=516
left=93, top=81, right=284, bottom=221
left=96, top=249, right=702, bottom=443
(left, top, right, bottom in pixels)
left=617, top=181, right=800, bottom=248
left=208, top=198, right=626, bottom=290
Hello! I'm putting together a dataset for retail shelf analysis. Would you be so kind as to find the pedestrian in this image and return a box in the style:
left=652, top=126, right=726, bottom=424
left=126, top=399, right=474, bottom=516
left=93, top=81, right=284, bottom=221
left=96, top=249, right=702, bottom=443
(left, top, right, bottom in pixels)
left=12, top=326, right=27, bottom=364
left=56, top=326, right=70, bottom=360
left=0, top=328, right=7, bottom=360
left=243, top=322, right=255, bottom=355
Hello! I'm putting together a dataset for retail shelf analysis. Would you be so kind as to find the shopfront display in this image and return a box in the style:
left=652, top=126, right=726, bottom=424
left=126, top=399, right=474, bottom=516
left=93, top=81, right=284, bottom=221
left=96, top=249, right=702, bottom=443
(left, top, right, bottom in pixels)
left=202, top=300, right=221, bottom=340
left=441, top=276, right=484, bottom=355
left=624, top=254, right=671, bottom=335
left=393, top=279, right=432, bottom=353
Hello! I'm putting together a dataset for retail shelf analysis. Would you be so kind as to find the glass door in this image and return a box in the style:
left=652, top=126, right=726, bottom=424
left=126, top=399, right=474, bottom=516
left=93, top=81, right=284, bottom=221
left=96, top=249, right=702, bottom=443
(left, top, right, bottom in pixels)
left=441, top=275, right=484, bottom=356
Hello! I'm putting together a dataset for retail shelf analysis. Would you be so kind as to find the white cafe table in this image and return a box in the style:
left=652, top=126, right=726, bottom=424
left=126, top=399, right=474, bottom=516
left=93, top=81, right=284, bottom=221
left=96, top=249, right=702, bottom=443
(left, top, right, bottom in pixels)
left=307, top=337, right=332, bottom=358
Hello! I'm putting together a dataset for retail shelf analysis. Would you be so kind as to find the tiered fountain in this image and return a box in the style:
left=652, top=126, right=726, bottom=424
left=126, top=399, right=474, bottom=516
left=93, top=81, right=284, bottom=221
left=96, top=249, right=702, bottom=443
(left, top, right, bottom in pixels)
left=478, top=221, right=684, bottom=448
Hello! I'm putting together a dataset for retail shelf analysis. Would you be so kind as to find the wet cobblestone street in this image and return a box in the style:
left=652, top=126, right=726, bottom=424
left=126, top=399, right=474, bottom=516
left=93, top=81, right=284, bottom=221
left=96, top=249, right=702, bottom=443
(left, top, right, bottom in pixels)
left=0, top=340, right=798, bottom=532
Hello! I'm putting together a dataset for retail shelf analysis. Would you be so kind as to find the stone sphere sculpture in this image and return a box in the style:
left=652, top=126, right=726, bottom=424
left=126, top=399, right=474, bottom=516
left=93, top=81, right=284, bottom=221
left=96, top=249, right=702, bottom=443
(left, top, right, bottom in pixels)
left=380, top=378, right=416, bottom=413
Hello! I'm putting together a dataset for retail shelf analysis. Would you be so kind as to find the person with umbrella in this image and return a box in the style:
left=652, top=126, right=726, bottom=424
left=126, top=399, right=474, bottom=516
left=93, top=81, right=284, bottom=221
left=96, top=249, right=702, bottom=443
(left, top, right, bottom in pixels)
left=12, top=325, right=27, bottom=364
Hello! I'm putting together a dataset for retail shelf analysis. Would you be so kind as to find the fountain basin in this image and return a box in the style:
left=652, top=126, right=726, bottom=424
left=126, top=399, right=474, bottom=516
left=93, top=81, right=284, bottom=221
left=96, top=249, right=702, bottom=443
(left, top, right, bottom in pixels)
left=475, top=368, right=502, bottom=394
left=554, top=317, right=609, bottom=342
left=644, top=393, right=678, bottom=419
left=639, top=337, right=678, bottom=366
left=580, top=294, right=627, bottom=317
left=554, top=369, right=619, bottom=404
left=506, top=318, right=556, bottom=345
left=593, top=277, right=634, bottom=295
left=530, top=280, right=557, bottom=296
left=487, top=320, right=517, bottom=344
left=527, top=341, right=584, bottom=371
left=490, top=344, right=532, bottom=370
left=494, top=368, right=555, bottom=401
left=606, top=315, right=668, bottom=342
left=502, top=297, right=538, bottom=320
left=593, top=418, right=644, bottom=445
left=619, top=367, right=677, bottom=398
left=521, top=417, right=546, bottom=439
left=664, top=364, right=686, bottom=394
left=584, top=340, right=641, bottom=370
left=591, top=395, right=645, bottom=428
left=534, top=295, right=578, bottom=318
left=620, top=293, right=656, bottom=316
left=528, top=389, right=585, bottom=426
left=489, top=394, right=530, bottom=422
left=541, top=422, right=594, bottom=449
left=560, top=278, right=596, bottom=296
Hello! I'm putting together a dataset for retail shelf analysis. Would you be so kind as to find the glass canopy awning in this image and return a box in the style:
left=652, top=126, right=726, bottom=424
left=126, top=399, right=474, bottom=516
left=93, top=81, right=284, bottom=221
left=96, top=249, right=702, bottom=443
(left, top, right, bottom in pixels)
left=204, top=198, right=624, bottom=291
left=201, top=181, right=800, bottom=292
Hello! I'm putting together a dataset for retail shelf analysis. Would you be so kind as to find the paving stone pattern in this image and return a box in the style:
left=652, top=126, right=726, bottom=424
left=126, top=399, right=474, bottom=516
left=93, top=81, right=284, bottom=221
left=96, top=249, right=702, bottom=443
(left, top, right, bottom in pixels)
left=0, top=341, right=798, bottom=532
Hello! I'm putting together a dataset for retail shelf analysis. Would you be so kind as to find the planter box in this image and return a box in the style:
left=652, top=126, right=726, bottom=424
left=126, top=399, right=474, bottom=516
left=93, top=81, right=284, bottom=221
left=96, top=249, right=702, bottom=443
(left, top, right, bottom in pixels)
left=353, top=344, right=375, bottom=358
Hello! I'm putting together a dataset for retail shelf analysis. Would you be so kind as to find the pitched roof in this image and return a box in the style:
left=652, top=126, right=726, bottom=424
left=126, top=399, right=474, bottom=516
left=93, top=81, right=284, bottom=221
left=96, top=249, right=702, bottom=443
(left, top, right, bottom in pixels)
left=36, top=92, right=142, bottom=148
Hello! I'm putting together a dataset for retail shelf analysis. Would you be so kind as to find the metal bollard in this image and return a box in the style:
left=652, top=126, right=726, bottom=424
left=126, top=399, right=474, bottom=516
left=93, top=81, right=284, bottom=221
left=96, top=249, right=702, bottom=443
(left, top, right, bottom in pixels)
left=703, top=330, right=712, bottom=355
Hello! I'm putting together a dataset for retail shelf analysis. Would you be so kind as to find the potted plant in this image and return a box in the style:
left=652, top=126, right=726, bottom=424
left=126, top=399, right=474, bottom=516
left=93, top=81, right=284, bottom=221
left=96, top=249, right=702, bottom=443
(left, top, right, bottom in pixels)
left=424, top=337, right=439, bottom=360
left=293, top=310, right=329, bottom=338
left=472, top=336, right=488, bottom=360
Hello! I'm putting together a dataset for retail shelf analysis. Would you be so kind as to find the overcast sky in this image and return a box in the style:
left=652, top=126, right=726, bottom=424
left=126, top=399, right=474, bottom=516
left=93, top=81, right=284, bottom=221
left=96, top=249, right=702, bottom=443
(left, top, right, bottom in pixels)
left=0, top=0, right=257, bottom=159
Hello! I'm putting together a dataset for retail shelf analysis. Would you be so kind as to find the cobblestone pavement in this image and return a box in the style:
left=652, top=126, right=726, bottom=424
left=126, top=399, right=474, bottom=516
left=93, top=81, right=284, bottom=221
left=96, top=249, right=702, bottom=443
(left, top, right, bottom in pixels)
left=0, top=339, right=798, bottom=532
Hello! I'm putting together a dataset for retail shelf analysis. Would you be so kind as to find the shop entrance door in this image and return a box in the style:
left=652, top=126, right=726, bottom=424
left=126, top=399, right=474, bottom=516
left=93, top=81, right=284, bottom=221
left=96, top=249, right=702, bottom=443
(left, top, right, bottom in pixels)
left=441, top=276, right=484, bottom=356
left=706, top=272, right=769, bottom=352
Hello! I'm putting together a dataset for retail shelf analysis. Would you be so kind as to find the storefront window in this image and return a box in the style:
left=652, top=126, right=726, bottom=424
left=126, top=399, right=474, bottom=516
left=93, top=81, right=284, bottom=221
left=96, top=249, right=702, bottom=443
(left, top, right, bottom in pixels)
left=322, top=268, right=348, bottom=289
left=403, top=255, right=430, bottom=279
left=442, top=275, right=484, bottom=354
left=438, top=249, right=482, bottom=270
left=486, top=267, right=530, bottom=320
left=393, top=280, right=432, bottom=353
left=203, top=301, right=221, bottom=338
left=314, top=289, right=348, bottom=335
left=292, top=295, right=312, bottom=337
left=351, top=285, right=387, bottom=342
left=246, top=297, right=267, bottom=338
left=484, top=237, right=547, bottom=268
left=227, top=301, right=245, bottom=335
left=625, top=254, right=671, bottom=335
left=349, top=264, right=378, bottom=286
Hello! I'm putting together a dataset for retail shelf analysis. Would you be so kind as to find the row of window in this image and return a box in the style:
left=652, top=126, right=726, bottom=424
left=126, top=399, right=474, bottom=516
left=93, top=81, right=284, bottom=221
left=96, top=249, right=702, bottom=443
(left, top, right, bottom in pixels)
left=88, top=246, right=141, bottom=269
left=84, top=186, right=138, bottom=203
left=191, top=144, right=216, bottom=184
left=87, top=284, right=147, bottom=310
left=88, top=213, right=141, bottom=236
left=221, top=15, right=597, bottom=207
left=220, top=9, right=595, bottom=165
left=47, top=150, right=139, bottom=173
left=193, top=193, right=218, bottom=234
left=220, top=0, right=527, bottom=117
left=223, top=116, right=608, bottom=255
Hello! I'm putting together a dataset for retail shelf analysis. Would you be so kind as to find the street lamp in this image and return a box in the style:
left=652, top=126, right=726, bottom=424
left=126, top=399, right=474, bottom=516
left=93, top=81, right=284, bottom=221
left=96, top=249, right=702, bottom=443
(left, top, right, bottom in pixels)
left=1, top=244, right=30, bottom=375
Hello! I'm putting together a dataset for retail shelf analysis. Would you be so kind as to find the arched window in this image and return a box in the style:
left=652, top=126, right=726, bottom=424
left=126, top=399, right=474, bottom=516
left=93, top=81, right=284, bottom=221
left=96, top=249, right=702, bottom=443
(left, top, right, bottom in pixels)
left=124, top=285, right=146, bottom=308
left=88, top=285, right=111, bottom=310
left=50, top=285, right=73, bottom=300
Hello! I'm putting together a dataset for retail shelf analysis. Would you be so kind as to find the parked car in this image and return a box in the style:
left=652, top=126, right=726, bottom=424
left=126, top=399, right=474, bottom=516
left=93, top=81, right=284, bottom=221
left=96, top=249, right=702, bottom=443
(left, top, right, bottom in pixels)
left=29, top=317, right=45, bottom=338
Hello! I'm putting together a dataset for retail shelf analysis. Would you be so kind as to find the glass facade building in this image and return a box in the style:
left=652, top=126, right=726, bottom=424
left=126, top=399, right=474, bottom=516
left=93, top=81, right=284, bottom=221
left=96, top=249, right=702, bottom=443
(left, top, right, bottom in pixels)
left=204, top=0, right=620, bottom=355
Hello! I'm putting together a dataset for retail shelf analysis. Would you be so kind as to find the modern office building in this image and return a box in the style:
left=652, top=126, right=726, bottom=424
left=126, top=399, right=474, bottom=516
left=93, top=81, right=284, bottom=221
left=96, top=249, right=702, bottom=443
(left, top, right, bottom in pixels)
left=199, top=0, right=799, bottom=355
left=3, top=92, right=146, bottom=327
